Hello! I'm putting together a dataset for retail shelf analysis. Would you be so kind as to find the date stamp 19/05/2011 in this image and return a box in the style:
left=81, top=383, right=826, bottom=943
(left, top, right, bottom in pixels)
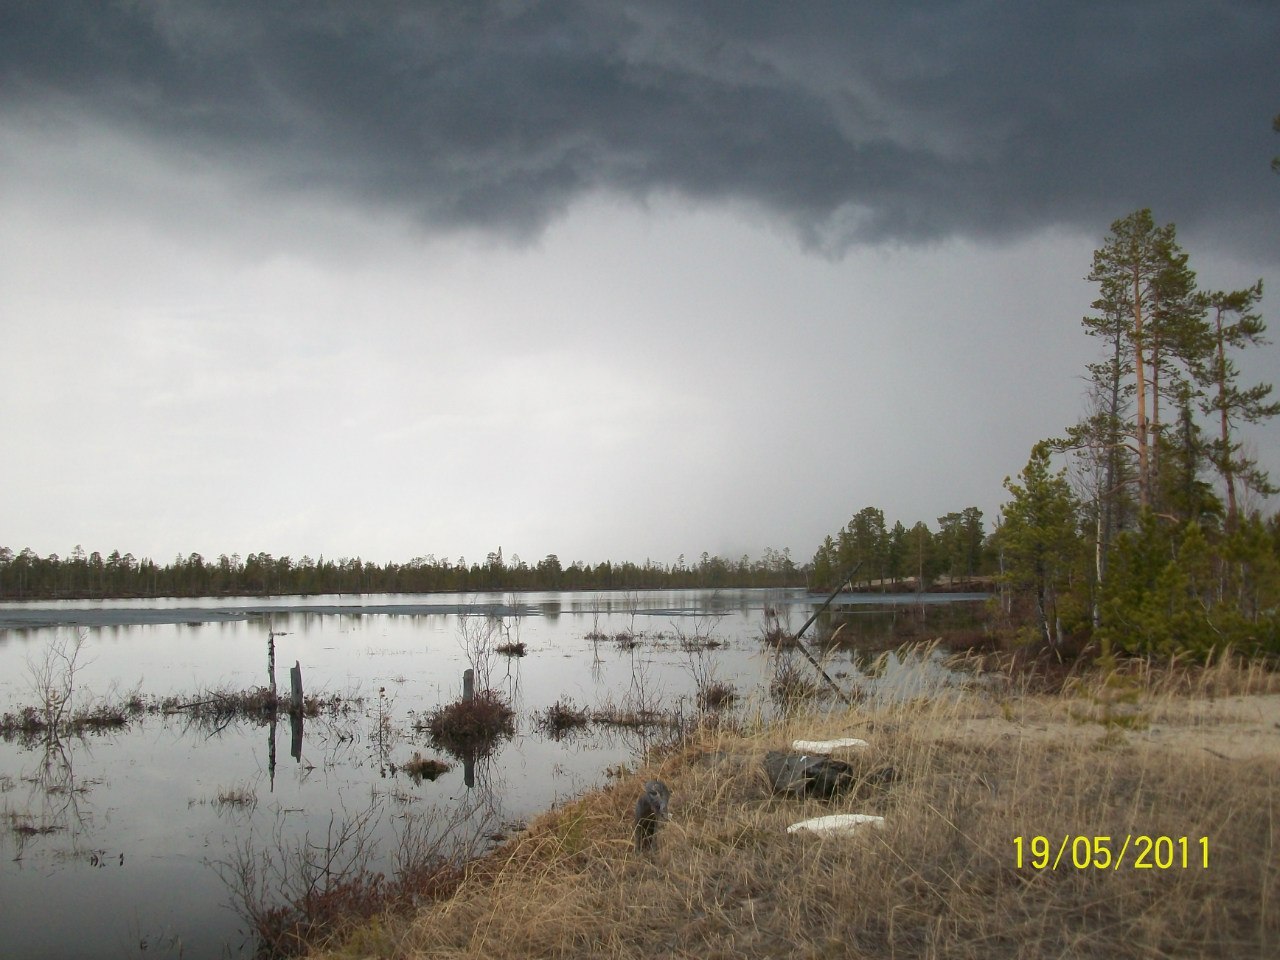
left=1013, top=835, right=1210, bottom=871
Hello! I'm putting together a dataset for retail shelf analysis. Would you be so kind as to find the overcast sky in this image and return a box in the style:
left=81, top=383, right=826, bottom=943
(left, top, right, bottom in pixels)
left=2, top=1, right=1278, bottom=569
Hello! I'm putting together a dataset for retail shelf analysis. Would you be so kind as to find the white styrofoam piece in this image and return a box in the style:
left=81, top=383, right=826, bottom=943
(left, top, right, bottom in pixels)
left=791, top=737, right=869, bottom=753
left=787, top=814, right=885, bottom=836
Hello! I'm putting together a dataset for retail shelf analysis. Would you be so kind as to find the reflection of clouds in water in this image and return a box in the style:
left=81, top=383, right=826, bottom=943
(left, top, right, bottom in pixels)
left=0, top=589, right=993, bottom=957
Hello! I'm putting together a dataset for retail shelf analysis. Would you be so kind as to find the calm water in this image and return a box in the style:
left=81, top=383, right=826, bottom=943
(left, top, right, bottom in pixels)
left=0, top=589, right=986, bottom=959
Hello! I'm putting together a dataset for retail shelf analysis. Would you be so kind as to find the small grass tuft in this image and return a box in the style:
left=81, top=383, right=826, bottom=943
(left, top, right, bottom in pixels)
left=215, top=783, right=258, bottom=810
left=769, top=660, right=823, bottom=704
left=402, top=752, right=451, bottom=782
left=533, top=698, right=592, bottom=739
left=697, top=681, right=738, bottom=710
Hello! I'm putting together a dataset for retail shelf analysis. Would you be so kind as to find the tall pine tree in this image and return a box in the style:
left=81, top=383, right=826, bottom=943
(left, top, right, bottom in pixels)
left=1198, top=281, right=1279, bottom=527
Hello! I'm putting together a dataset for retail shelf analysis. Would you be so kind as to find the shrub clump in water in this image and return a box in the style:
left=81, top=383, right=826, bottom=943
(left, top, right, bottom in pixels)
left=402, top=752, right=451, bottom=782
left=533, top=697, right=591, bottom=739
left=421, top=691, right=515, bottom=755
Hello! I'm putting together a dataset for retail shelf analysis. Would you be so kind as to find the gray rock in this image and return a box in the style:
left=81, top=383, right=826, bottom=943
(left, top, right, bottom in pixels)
left=764, top=750, right=857, bottom=799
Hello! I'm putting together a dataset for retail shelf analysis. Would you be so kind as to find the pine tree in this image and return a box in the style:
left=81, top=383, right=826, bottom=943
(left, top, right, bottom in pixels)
left=1086, top=209, right=1195, bottom=511
left=1197, top=281, right=1279, bottom=528
left=1156, top=379, right=1222, bottom=525
left=999, top=443, right=1082, bottom=651
left=1146, top=237, right=1203, bottom=508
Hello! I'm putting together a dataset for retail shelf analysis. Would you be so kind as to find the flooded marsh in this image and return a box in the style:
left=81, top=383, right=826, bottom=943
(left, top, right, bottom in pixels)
left=0, top=589, right=987, bottom=959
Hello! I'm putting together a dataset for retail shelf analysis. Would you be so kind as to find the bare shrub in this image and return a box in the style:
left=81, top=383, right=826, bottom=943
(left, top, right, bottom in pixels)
left=456, top=611, right=500, bottom=692
left=26, top=629, right=88, bottom=734
left=678, top=617, right=734, bottom=713
left=215, top=797, right=470, bottom=957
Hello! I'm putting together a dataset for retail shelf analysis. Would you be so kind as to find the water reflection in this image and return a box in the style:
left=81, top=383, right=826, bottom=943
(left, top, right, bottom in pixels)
left=0, top=589, right=989, bottom=959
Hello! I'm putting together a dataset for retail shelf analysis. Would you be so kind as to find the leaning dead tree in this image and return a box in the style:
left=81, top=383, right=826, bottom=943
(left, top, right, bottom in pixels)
left=783, top=562, right=862, bottom=706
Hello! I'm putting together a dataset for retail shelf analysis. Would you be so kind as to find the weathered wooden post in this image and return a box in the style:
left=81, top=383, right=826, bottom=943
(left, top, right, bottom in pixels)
left=290, top=660, right=303, bottom=713
left=462, top=668, right=476, bottom=787
left=268, top=712, right=277, bottom=791
left=268, top=630, right=278, bottom=701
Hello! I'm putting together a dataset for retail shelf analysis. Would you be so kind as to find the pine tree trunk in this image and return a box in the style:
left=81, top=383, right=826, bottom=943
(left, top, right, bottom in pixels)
left=1150, top=326, right=1162, bottom=502
left=1132, top=268, right=1151, bottom=508
left=1215, top=310, right=1238, bottom=527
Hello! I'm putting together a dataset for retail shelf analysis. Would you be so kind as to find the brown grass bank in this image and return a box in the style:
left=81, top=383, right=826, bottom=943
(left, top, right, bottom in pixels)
left=314, top=666, right=1279, bottom=960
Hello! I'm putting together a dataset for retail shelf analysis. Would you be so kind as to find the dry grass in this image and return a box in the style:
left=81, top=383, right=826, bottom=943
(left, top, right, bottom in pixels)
left=1, top=698, right=140, bottom=740
left=494, top=642, right=527, bottom=657
left=314, top=662, right=1279, bottom=960
left=6, top=810, right=61, bottom=837
left=215, top=783, right=259, bottom=811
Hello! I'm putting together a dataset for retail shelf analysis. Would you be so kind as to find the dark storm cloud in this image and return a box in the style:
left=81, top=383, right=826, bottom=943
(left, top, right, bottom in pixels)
left=3, top=0, right=1277, bottom=250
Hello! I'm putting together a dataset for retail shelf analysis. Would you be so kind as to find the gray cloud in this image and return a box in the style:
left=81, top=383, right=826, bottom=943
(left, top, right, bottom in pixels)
left=4, top=1, right=1276, bottom=255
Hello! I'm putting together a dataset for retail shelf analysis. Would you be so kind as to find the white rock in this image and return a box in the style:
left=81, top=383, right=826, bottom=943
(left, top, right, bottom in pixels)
left=791, top=737, right=869, bottom=753
left=787, top=814, right=885, bottom=836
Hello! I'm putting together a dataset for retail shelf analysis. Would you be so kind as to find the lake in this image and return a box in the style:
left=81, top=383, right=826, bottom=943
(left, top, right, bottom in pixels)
left=0, top=588, right=988, bottom=959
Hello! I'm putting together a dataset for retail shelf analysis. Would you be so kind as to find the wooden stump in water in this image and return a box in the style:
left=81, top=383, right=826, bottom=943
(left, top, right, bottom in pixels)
left=290, top=660, right=303, bottom=714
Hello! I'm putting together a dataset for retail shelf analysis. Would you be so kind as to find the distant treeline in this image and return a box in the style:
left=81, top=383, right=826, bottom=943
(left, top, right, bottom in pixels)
left=809, top=505, right=993, bottom=590
left=0, top=545, right=806, bottom=599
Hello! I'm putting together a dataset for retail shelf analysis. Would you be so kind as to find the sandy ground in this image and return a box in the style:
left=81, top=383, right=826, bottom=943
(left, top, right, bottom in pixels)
left=950, top=693, right=1280, bottom=761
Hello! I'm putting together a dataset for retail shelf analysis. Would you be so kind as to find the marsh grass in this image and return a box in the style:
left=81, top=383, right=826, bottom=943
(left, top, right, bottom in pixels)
left=314, top=664, right=1279, bottom=960
left=588, top=700, right=675, bottom=729
left=421, top=692, right=516, bottom=756
left=1, top=694, right=145, bottom=742
left=697, top=681, right=737, bottom=711
left=215, top=783, right=259, bottom=811
left=2, top=683, right=360, bottom=742
left=402, top=753, right=451, bottom=783
left=768, top=658, right=825, bottom=705
left=159, top=685, right=357, bottom=725
left=532, top=698, right=592, bottom=738
left=6, top=808, right=61, bottom=837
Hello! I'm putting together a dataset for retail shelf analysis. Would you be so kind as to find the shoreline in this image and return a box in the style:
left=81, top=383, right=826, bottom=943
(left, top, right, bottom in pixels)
left=299, top=666, right=1279, bottom=960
